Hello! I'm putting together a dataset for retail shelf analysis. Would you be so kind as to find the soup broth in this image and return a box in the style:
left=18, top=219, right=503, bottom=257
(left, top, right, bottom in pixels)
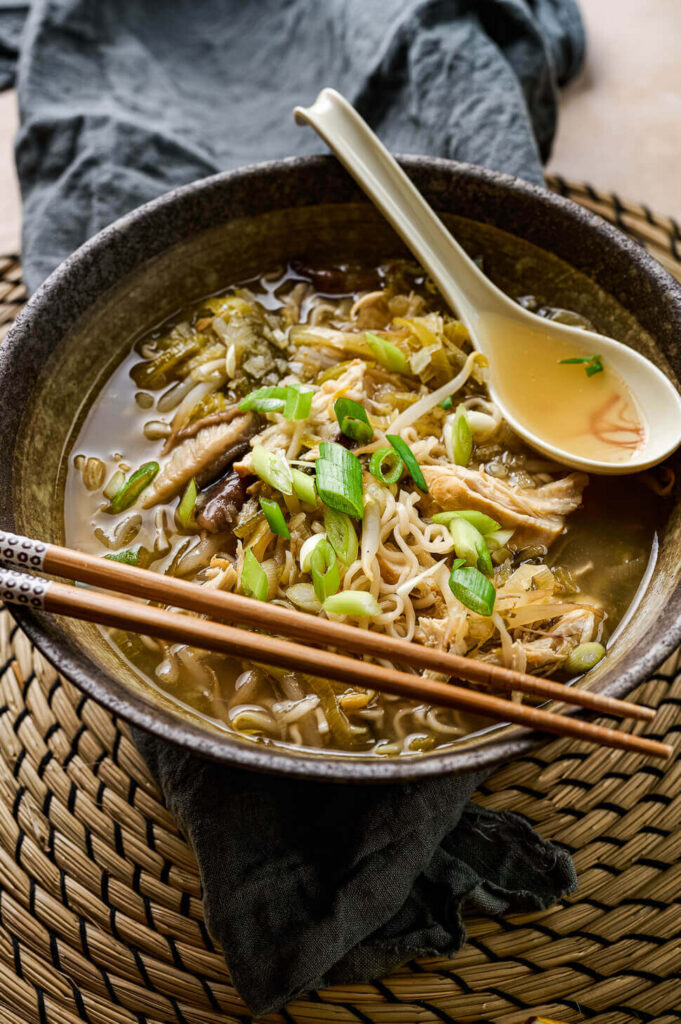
left=63, top=261, right=663, bottom=757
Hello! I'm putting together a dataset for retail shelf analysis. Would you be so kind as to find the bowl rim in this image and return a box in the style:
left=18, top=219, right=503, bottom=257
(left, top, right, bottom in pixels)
left=3, top=153, right=681, bottom=782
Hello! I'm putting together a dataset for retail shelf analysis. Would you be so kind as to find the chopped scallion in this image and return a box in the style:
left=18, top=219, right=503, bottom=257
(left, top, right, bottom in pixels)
left=432, top=510, right=500, bottom=535
left=108, top=462, right=159, bottom=514
left=386, top=435, right=428, bottom=492
left=103, top=470, right=126, bottom=502
left=365, top=332, right=410, bottom=374
left=564, top=641, right=606, bottom=674
left=241, top=548, right=268, bottom=601
left=448, top=564, right=496, bottom=616
left=238, top=385, right=289, bottom=413
left=310, top=539, right=341, bottom=602
left=485, top=528, right=514, bottom=552
left=291, top=467, right=317, bottom=505
left=447, top=518, right=493, bottom=576
left=300, top=532, right=328, bottom=572
left=177, top=478, right=197, bottom=527
left=284, top=386, right=314, bottom=420
left=444, top=405, right=473, bottom=465
left=259, top=497, right=290, bottom=539
left=334, top=396, right=373, bottom=443
left=558, top=353, right=604, bottom=377
left=316, top=441, right=364, bottom=518
left=322, top=591, right=381, bottom=617
left=323, top=506, right=359, bottom=565
left=368, top=447, right=403, bottom=485
left=251, top=445, right=293, bottom=495
left=104, top=549, right=139, bottom=565
left=438, top=396, right=453, bottom=410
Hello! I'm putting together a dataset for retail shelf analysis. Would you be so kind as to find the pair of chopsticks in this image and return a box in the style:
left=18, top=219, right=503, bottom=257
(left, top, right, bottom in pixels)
left=0, top=531, right=671, bottom=759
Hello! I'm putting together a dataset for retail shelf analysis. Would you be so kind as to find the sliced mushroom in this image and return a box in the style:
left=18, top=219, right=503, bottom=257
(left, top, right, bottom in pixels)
left=142, top=414, right=257, bottom=508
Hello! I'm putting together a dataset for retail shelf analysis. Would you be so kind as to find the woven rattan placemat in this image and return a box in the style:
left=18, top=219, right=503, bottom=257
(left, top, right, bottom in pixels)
left=1, top=179, right=681, bottom=1024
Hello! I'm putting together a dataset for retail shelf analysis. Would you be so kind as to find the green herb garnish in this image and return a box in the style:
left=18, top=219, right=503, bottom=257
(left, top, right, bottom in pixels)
left=558, top=354, right=604, bottom=377
left=284, top=386, right=314, bottom=420
left=323, top=506, right=359, bottom=565
left=239, top=384, right=313, bottom=418
left=108, top=461, right=159, bottom=514
left=310, top=539, right=341, bottom=602
left=238, top=385, right=289, bottom=413
left=365, top=332, right=410, bottom=374
left=241, top=548, right=268, bottom=601
left=432, top=510, right=500, bottom=535
left=385, top=435, right=428, bottom=493
left=315, top=441, right=364, bottom=519
left=334, top=397, right=373, bottom=444
left=322, top=591, right=381, bottom=617
left=251, top=445, right=293, bottom=495
left=447, top=404, right=473, bottom=466
left=259, top=497, right=291, bottom=539
left=449, top=562, right=496, bottom=616
left=438, top=396, right=453, bottom=410
left=291, top=468, right=317, bottom=505
left=368, top=447, right=403, bottom=485
left=177, top=478, right=198, bottom=527
left=104, top=549, right=139, bottom=565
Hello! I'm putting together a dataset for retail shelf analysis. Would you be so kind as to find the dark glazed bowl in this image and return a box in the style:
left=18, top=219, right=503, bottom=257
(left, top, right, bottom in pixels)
left=1, top=155, right=680, bottom=781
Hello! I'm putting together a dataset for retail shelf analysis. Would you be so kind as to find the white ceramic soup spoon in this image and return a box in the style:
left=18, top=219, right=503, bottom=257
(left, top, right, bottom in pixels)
left=294, top=88, right=681, bottom=474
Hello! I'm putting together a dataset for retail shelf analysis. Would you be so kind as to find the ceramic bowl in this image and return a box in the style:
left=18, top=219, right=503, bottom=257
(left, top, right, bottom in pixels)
left=1, top=155, right=680, bottom=780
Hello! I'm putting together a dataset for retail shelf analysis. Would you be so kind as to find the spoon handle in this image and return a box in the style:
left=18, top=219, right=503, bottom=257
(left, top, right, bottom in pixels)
left=294, top=88, right=511, bottom=328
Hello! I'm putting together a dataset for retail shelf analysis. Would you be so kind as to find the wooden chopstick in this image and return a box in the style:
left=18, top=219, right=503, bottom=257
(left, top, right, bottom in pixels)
left=0, top=567, right=671, bottom=760
left=19, top=534, right=654, bottom=723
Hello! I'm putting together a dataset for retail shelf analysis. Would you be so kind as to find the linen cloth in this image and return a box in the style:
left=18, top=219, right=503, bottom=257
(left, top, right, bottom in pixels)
left=0, top=0, right=584, bottom=1012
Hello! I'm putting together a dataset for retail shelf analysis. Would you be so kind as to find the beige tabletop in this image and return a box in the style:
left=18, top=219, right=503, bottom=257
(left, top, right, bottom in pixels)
left=0, top=0, right=679, bottom=258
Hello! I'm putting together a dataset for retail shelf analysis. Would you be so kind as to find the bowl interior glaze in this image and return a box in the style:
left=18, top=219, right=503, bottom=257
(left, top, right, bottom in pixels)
left=1, top=156, right=680, bottom=781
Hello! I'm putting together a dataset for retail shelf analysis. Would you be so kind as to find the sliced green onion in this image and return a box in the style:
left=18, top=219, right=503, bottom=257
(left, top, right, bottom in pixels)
left=323, top=507, right=358, bottom=565
left=177, top=478, right=197, bottom=527
left=564, top=641, right=606, bottom=674
left=104, top=548, right=139, bottom=565
left=108, top=462, right=159, bottom=514
left=334, top=397, right=373, bottom=444
left=438, top=396, right=453, bottom=410
left=369, top=447, right=403, bottom=485
left=447, top=518, right=493, bottom=576
left=103, top=470, right=126, bottom=501
left=432, top=510, right=500, bottom=535
left=285, top=582, right=321, bottom=613
left=322, top=591, right=381, bottom=617
left=365, top=332, right=410, bottom=374
left=386, top=435, right=428, bottom=492
left=299, top=532, right=328, bottom=572
left=241, top=548, right=268, bottom=601
left=284, top=386, right=314, bottom=420
left=449, top=564, right=496, bottom=616
left=485, top=528, right=514, bottom=552
left=310, top=539, right=340, bottom=602
left=291, top=467, right=317, bottom=505
left=259, top=497, right=290, bottom=539
left=238, top=385, right=289, bottom=413
left=316, top=441, right=364, bottom=518
left=558, top=354, right=604, bottom=377
left=444, top=405, right=473, bottom=466
left=251, top=445, right=293, bottom=495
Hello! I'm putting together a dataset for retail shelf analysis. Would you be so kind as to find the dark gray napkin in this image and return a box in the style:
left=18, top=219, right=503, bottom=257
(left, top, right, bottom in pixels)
left=0, top=0, right=584, bottom=1013
left=136, top=732, right=576, bottom=1014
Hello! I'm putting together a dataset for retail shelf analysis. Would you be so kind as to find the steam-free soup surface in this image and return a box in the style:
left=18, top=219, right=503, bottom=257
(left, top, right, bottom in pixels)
left=485, top=313, right=646, bottom=464
left=64, top=261, right=663, bottom=757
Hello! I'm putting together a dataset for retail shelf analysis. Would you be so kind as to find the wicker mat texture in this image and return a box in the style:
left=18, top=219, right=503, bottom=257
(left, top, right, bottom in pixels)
left=1, top=178, right=681, bottom=1024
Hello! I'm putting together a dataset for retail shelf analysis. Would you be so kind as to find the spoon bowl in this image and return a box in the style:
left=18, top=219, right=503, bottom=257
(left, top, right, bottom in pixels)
left=295, top=88, right=681, bottom=474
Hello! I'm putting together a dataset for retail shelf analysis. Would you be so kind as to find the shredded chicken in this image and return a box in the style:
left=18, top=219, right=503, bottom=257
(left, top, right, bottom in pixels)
left=142, top=414, right=256, bottom=507
left=421, top=464, right=589, bottom=549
